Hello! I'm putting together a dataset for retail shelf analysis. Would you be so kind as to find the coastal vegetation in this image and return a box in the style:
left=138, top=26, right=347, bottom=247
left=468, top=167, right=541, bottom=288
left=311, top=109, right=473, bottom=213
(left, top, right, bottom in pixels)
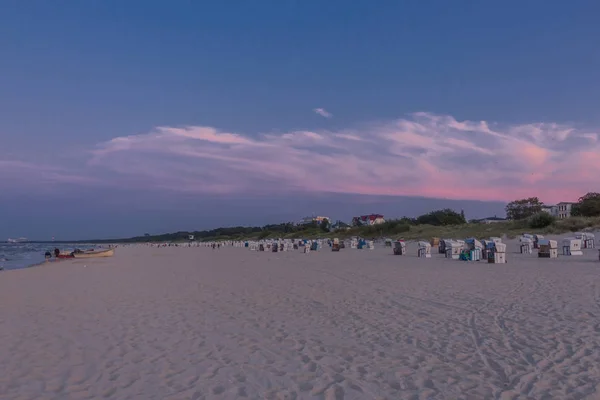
left=571, top=192, right=600, bottom=217
left=89, top=194, right=600, bottom=243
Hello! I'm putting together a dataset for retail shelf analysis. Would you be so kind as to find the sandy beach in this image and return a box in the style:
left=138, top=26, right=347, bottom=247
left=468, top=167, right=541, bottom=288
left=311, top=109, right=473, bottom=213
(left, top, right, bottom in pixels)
left=1, top=241, right=600, bottom=399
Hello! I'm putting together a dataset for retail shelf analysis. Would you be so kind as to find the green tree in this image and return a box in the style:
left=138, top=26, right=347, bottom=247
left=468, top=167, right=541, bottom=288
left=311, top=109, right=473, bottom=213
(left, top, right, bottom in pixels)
left=320, top=218, right=330, bottom=232
left=505, top=197, right=544, bottom=220
left=399, top=216, right=417, bottom=225
left=416, top=209, right=466, bottom=226
left=529, top=212, right=555, bottom=229
left=571, top=192, right=600, bottom=217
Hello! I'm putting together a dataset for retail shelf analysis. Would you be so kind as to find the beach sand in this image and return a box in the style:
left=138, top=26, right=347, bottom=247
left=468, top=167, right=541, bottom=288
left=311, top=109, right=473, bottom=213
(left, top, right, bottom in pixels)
left=1, top=241, right=600, bottom=399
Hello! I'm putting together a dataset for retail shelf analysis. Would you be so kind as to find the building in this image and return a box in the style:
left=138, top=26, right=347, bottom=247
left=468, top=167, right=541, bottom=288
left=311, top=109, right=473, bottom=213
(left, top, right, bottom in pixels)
left=541, top=202, right=574, bottom=219
left=352, top=214, right=385, bottom=226
left=331, top=220, right=351, bottom=230
left=541, top=205, right=558, bottom=217
left=556, top=202, right=575, bottom=219
left=299, top=216, right=330, bottom=225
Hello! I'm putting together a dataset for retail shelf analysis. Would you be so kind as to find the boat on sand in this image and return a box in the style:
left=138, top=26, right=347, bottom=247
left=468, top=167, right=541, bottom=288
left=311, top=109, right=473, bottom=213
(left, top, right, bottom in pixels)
left=73, top=248, right=114, bottom=259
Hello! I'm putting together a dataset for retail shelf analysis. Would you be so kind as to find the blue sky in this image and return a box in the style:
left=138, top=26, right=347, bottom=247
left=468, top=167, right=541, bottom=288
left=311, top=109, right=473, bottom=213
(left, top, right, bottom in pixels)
left=1, top=1, right=599, bottom=239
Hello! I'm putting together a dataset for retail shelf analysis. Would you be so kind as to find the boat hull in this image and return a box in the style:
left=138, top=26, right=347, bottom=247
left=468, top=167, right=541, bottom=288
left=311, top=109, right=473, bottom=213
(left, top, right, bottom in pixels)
left=57, top=254, right=74, bottom=259
left=73, top=249, right=115, bottom=259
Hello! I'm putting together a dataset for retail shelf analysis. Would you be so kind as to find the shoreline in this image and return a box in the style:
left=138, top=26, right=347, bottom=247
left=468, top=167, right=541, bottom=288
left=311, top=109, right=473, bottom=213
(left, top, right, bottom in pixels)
left=0, top=243, right=113, bottom=271
left=1, top=257, right=70, bottom=272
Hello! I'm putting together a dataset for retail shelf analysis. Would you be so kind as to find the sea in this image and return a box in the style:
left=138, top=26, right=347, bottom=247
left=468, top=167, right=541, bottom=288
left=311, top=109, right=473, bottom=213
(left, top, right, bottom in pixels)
left=0, top=242, right=100, bottom=270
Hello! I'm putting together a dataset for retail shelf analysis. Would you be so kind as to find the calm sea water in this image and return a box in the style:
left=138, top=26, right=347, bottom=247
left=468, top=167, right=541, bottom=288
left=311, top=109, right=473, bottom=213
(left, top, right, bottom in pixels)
left=0, top=242, right=100, bottom=270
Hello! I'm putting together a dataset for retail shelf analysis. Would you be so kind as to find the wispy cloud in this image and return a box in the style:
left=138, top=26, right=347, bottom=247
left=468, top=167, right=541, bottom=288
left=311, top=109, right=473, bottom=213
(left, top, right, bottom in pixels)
left=0, top=159, right=104, bottom=197
left=83, top=112, right=600, bottom=203
left=313, top=108, right=332, bottom=118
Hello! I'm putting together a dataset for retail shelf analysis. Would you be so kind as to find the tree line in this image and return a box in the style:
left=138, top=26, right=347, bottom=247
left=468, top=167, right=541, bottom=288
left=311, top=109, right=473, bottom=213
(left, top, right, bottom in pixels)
left=505, top=192, right=600, bottom=220
left=505, top=192, right=600, bottom=228
left=104, top=208, right=467, bottom=243
left=88, top=193, right=600, bottom=243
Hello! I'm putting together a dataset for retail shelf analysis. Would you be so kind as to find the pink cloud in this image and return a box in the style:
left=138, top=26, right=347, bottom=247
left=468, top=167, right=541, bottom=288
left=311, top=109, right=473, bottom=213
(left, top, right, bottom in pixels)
left=515, top=144, right=552, bottom=168
left=84, top=112, right=600, bottom=204
left=159, top=126, right=253, bottom=145
left=5, top=113, right=597, bottom=204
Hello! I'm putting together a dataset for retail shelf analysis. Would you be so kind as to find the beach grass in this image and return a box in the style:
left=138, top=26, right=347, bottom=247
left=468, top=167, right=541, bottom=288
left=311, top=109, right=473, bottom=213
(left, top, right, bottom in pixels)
left=226, top=217, right=600, bottom=242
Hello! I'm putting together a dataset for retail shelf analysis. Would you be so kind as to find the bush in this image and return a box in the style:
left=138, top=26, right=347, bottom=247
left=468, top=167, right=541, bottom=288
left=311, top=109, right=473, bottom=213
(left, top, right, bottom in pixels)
left=352, top=219, right=411, bottom=237
left=509, top=218, right=530, bottom=229
left=257, top=230, right=271, bottom=239
left=416, top=209, right=466, bottom=226
left=380, top=219, right=411, bottom=233
left=528, top=213, right=555, bottom=229
left=554, top=216, right=600, bottom=232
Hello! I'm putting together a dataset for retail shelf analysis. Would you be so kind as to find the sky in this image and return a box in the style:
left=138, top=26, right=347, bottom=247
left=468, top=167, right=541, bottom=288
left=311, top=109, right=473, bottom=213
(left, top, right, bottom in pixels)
left=1, top=1, right=599, bottom=239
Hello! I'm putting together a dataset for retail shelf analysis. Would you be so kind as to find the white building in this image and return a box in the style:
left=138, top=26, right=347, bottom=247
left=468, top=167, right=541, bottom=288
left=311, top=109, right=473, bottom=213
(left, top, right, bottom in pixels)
left=541, top=205, right=558, bottom=217
left=542, top=203, right=575, bottom=219
left=556, top=202, right=575, bottom=219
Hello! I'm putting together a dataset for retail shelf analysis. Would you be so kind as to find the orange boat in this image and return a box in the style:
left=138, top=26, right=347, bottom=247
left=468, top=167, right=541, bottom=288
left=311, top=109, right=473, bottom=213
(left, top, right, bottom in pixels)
left=56, top=252, right=74, bottom=259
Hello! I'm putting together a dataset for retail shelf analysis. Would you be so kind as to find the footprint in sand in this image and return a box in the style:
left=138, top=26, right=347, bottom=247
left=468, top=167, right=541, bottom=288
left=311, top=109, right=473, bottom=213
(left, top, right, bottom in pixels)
left=191, top=391, right=203, bottom=400
left=324, top=384, right=345, bottom=400
left=347, top=381, right=363, bottom=393
left=233, top=372, right=246, bottom=382
left=212, top=385, right=225, bottom=395
left=303, top=362, right=317, bottom=372
left=355, top=365, right=367, bottom=376
left=297, top=381, right=313, bottom=392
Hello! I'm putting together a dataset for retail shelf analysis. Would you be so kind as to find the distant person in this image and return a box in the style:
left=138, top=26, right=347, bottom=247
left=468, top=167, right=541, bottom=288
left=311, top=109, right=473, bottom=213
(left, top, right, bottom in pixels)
left=54, top=248, right=60, bottom=258
left=45, top=251, right=52, bottom=261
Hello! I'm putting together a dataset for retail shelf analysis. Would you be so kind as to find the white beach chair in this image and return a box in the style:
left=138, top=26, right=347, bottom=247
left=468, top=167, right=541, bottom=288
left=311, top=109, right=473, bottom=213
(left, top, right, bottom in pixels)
left=562, top=238, right=583, bottom=256
left=445, top=241, right=462, bottom=259
left=520, top=237, right=533, bottom=254
left=578, top=232, right=595, bottom=249
left=418, top=241, right=431, bottom=258
left=538, top=239, right=558, bottom=258
left=487, top=242, right=507, bottom=263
